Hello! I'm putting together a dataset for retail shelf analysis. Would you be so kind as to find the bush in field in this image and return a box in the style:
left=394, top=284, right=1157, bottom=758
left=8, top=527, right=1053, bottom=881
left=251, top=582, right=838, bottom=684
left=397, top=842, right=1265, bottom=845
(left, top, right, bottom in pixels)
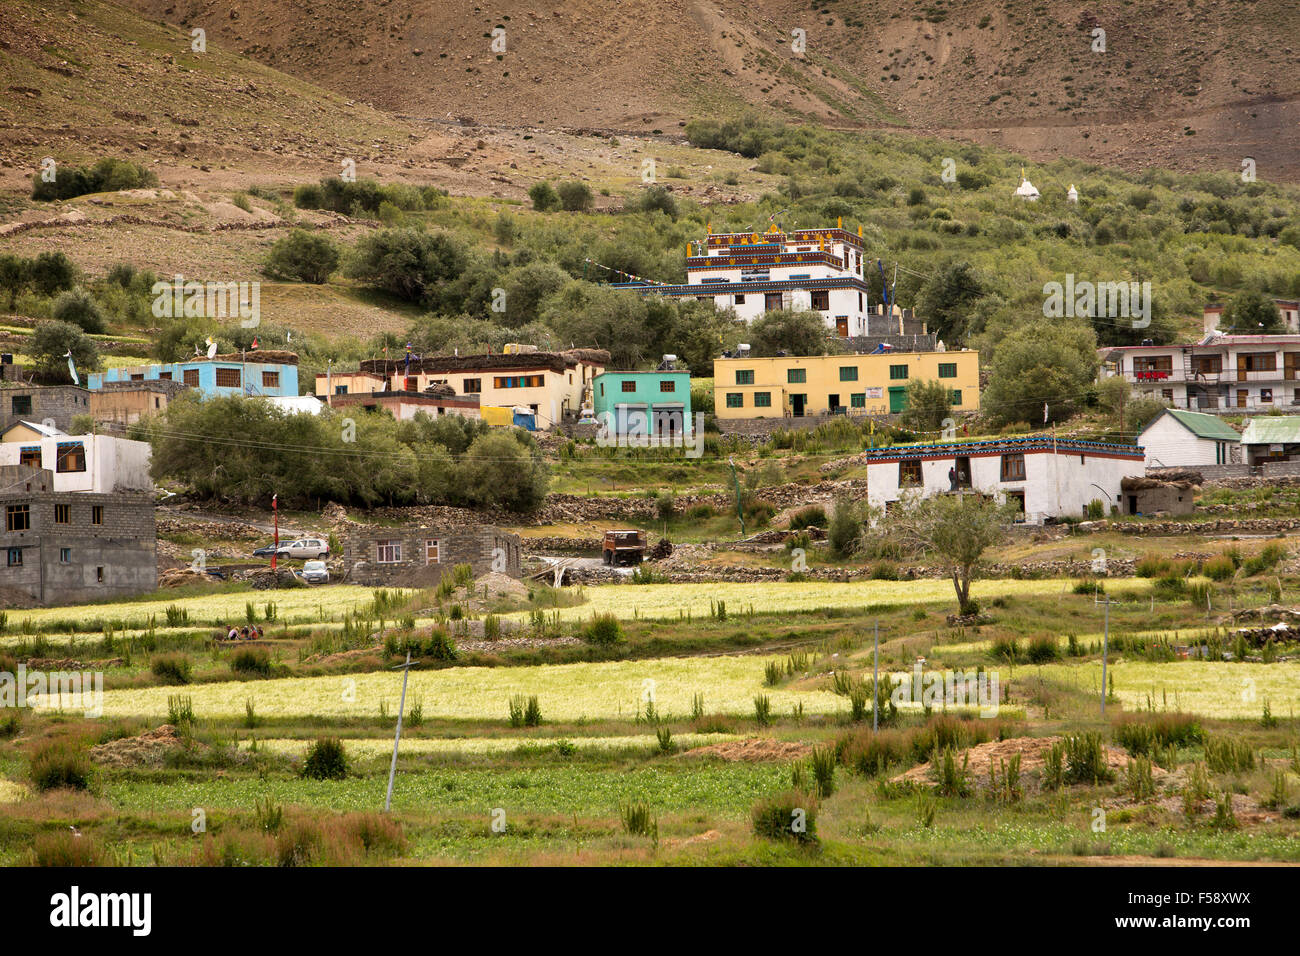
left=343, top=227, right=467, bottom=306
left=31, top=157, right=157, bottom=201
left=231, top=647, right=272, bottom=676
left=582, top=612, right=623, bottom=647
left=752, top=790, right=818, bottom=843
left=1242, top=541, right=1286, bottom=575
left=528, top=181, right=560, bottom=211
left=151, top=653, right=193, bottom=685
left=788, top=505, right=827, bottom=530
left=556, top=181, right=593, bottom=211
left=1025, top=635, right=1060, bottom=663
left=1114, top=713, right=1203, bottom=756
left=1202, top=555, right=1236, bottom=581
left=263, top=229, right=340, bottom=284
left=1063, top=732, right=1115, bottom=785
left=30, top=741, right=93, bottom=792
left=32, top=831, right=105, bottom=866
left=302, top=738, right=348, bottom=780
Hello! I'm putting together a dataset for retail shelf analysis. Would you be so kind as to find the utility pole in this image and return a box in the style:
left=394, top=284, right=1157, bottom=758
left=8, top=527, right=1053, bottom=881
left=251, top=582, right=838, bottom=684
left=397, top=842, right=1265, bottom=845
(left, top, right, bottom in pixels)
left=270, top=493, right=278, bottom=571
left=872, top=621, right=880, bottom=732
left=384, top=651, right=414, bottom=812
left=1101, top=598, right=1110, bottom=718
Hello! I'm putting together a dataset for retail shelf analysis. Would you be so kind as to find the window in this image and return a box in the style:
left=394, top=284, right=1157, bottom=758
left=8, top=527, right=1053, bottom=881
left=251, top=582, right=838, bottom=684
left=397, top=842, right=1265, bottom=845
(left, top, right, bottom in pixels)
left=183, top=369, right=200, bottom=388
left=10, top=395, right=31, bottom=416
left=787, top=368, right=806, bottom=384
left=59, top=548, right=70, bottom=564
left=726, top=393, right=744, bottom=409
left=96, top=566, right=104, bottom=583
left=463, top=378, right=482, bottom=394
left=851, top=393, right=866, bottom=408
left=56, top=442, right=86, bottom=473
left=938, top=363, right=957, bottom=378
left=54, top=504, right=70, bottom=525
left=659, top=380, right=675, bottom=393
left=130, top=373, right=144, bottom=381
left=889, top=364, right=909, bottom=380
left=334, top=384, right=348, bottom=395
left=493, top=375, right=544, bottom=389
left=621, top=380, right=637, bottom=393
left=839, top=366, right=859, bottom=382
left=425, top=539, right=440, bottom=565
left=262, top=371, right=280, bottom=389
left=950, top=390, right=962, bottom=405
left=1260, top=388, right=1273, bottom=404
left=215, top=367, right=242, bottom=388
left=7, top=548, right=21, bottom=568
left=735, top=370, right=755, bottom=385
left=91, top=505, right=103, bottom=525
left=5, top=505, right=29, bottom=533
left=753, top=392, right=772, bottom=408
left=810, top=290, right=830, bottom=310
left=734, top=294, right=745, bottom=305
left=18, top=446, right=40, bottom=468
left=899, top=459, right=922, bottom=485
left=376, top=539, right=402, bottom=563
left=159, top=371, right=172, bottom=380
left=1001, top=453, right=1026, bottom=481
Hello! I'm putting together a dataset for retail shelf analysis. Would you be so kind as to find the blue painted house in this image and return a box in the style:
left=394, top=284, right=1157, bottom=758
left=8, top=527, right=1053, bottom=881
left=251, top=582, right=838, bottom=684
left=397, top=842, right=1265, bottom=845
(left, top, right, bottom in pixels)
left=592, top=370, right=692, bottom=438
left=87, top=352, right=300, bottom=398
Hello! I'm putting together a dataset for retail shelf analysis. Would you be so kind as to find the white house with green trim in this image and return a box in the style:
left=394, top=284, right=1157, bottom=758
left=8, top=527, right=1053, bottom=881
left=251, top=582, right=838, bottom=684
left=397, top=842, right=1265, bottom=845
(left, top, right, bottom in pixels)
left=1240, top=416, right=1300, bottom=465
left=1136, top=409, right=1241, bottom=468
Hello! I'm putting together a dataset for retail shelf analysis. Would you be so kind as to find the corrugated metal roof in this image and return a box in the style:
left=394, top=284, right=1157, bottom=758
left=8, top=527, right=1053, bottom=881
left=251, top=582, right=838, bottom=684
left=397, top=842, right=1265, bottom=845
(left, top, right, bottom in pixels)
left=1241, top=416, right=1300, bottom=445
left=1159, top=409, right=1241, bottom=442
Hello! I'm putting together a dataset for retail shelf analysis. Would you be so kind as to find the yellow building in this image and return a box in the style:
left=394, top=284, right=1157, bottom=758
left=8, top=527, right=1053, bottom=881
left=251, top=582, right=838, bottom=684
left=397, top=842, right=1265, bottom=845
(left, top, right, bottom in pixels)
left=317, top=349, right=607, bottom=429
left=712, top=350, right=980, bottom=419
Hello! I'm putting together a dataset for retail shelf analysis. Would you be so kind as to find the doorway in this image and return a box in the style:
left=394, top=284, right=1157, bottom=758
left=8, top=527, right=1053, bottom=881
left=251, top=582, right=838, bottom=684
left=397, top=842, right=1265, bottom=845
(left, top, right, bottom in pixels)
left=791, top=394, right=806, bottom=417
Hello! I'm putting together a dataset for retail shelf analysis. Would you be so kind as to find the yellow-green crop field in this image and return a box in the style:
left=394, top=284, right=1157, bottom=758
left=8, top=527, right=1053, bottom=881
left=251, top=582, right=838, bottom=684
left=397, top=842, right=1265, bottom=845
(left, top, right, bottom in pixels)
left=90, top=655, right=845, bottom=720
left=240, top=733, right=739, bottom=758
left=508, top=578, right=1152, bottom=623
left=1030, top=660, right=1300, bottom=718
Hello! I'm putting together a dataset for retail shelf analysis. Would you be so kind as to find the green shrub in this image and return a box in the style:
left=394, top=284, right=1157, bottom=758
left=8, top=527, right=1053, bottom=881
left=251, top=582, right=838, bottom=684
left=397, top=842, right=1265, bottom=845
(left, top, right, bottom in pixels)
left=1204, top=736, right=1254, bottom=774
left=1202, top=555, right=1236, bottom=581
left=528, top=181, right=560, bottom=211
left=30, top=741, right=93, bottom=792
left=231, top=647, right=272, bottom=676
left=263, top=229, right=340, bottom=284
left=1063, top=732, right=1115, bottom=785
left=301, top=738, right=348, bottom=780
left=788, top=505, right=827, bottom=529
left=752, top=790, right=818, bottom=843
left=151, top=653, right=192, bottom=685
left=1026, top=635, right=1060, bottom=663
left=582, top=612, right=623, bottom=646
left=620, top=801, right=658, bottom=839
left=556, top=181, right=593, bottom=211
left=167, top=695, right=194, bottom=726
left=32, top=831, right=105, bottom=866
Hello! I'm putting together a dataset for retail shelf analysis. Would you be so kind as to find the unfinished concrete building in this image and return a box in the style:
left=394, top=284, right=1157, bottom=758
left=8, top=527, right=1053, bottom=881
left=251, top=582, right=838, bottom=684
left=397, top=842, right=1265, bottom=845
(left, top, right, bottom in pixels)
left=0, top=465, right=157, bottom=606
left=343, top=524, right=522, bottom=587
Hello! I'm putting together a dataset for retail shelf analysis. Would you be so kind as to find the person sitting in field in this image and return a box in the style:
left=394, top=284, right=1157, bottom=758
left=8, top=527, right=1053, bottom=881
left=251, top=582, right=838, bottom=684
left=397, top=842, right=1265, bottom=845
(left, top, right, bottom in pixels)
left=227, top=624, right=239, bottom=641
left=240, top=625, right=251, bottom=641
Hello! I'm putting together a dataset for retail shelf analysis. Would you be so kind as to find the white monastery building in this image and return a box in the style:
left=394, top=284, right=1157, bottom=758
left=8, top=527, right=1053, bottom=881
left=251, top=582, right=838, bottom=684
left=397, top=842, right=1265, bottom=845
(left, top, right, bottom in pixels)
left=613, top=222, right=876, bottom=338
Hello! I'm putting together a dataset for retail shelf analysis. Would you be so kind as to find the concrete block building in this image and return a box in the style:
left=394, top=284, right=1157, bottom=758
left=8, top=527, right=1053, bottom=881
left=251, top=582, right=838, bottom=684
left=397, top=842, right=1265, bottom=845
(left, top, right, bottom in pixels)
left=861, top=437, right=1145, bottom=522
left=0, top=385, right=92, bottom=435
left=0, top=465, right=156, bottom=606
left=88, top=379, right=189, bottom=427
left=713, top=350, right=980, bottom=419
left=343, top=525, right=522, bottom=587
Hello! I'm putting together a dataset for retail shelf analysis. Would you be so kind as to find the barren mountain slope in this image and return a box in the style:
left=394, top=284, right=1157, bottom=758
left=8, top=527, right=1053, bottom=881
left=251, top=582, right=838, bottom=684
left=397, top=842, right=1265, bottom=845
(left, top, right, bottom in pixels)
left=111, top=0, right=1300, bottom=178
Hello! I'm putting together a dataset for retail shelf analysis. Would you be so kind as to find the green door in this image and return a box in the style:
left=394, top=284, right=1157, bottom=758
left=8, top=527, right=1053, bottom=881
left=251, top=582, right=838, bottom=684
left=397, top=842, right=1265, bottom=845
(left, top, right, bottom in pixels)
left=888, top=386, right=907, bottom=414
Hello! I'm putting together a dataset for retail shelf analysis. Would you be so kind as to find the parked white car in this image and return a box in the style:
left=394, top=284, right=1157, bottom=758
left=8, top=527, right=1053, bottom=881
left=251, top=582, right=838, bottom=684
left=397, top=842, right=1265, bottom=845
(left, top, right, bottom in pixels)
left=275, top=538, right=330, bottom=560
left=301, top=560, right=329, bottom=584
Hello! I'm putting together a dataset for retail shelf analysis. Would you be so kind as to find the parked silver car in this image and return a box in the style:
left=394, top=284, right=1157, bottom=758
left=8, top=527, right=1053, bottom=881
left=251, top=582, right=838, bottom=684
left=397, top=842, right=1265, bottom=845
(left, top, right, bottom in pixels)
left=301, top=560, right=329, bottom=584
left=275, top=538, right=330, bottom=560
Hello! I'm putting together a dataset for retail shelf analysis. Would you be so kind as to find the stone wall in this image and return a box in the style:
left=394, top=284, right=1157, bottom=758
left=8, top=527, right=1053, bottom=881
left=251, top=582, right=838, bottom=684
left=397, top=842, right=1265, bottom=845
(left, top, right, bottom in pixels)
left=1, top=385, right=92, bottom=434
left=343, top=525, right=522, bottom=586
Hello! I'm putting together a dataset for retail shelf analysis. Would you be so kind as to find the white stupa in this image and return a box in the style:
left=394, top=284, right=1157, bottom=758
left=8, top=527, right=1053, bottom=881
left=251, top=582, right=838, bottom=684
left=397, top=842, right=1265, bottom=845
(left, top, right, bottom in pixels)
left=1067, top=183, right=1079, bottom=203
left=1013, top=167, right=1039, bottom=201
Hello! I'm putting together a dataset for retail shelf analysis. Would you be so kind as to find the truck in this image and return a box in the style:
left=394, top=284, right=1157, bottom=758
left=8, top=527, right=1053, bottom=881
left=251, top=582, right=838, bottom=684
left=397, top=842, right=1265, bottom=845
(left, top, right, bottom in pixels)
left=602, top=529, right=647, bottom=566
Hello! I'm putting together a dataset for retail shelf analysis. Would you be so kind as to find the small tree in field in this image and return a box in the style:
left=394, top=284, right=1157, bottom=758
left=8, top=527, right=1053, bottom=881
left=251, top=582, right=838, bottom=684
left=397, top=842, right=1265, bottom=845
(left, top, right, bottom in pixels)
left=886, top=491, right=1016, bottom=614
left=900, top=379, right=953, bottom=432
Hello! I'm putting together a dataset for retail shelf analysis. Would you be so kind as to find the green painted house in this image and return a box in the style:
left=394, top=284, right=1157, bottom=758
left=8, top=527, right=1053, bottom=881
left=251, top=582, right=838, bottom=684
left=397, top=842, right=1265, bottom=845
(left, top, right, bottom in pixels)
left=592, top=370, right=692, bottom=438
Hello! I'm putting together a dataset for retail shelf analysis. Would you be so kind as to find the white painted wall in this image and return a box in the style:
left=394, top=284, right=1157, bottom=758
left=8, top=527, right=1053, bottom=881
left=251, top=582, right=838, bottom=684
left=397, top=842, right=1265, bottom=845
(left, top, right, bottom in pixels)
left=1137, top=415, right=1237, bottom=467
left=866, top=449, right=1143, bottom=521
left=0, top=435, right=153, bottom=493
